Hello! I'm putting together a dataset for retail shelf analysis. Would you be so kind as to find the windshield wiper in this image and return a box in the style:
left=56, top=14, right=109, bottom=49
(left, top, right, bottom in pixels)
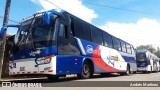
left=27, top=14, right=37, bottom=51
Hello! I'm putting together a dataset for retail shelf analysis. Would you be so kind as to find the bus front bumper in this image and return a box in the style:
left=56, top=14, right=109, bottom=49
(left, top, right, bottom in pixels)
left=137, top=67, right=147, bottom=71
left=9, top=56, right=57, bottom=75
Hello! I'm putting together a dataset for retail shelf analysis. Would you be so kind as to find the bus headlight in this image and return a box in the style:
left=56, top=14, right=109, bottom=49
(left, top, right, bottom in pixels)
left=35, top=55, right=55, bottom=65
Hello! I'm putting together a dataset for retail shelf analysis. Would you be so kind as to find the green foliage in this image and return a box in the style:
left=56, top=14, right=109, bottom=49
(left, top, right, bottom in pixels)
left=155, top=47, right=160, bottom=58
left=135, top=45, right=160, bottom=58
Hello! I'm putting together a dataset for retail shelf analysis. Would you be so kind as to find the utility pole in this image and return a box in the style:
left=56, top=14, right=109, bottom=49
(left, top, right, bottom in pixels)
left=0, top=0, right=11, bottom=79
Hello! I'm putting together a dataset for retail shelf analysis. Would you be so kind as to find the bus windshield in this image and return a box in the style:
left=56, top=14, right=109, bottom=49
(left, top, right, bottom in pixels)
left=13, top=14, right=56, bottom=51
left=14, top=19, right=32, bottom=46
left=136, top=53, right=147, bottom=62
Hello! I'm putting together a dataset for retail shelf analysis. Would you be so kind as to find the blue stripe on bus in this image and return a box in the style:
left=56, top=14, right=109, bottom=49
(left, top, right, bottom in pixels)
left=122, top=56, right=136, bottom=63
left=56, top=55, right=86, bottom=75
left=10, top=46, right=57, bottom=60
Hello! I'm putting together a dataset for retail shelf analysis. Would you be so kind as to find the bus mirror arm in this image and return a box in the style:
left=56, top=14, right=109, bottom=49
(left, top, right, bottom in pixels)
left=0, top=25, right=20, bottom=38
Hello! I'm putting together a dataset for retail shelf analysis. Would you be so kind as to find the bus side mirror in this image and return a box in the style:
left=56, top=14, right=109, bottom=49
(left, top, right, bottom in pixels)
left=43, top=12, right=52, bottom=25
left=0, top=27, right=7, bottom=38
left=0, top=25, right=19, bottom=38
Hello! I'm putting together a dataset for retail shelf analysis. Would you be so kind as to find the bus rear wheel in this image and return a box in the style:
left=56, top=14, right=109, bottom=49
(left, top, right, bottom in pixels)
left=120, top=65, right=130, bottom=75
left=156, top=66, right=159, bottom=72
left=78, top=61, right=91, bottom=79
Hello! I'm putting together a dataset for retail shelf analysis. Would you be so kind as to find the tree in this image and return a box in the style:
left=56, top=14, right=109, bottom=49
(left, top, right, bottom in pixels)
left=155, top=47, right=160, bottom=58
left=135, top=45, right=156, bottom=53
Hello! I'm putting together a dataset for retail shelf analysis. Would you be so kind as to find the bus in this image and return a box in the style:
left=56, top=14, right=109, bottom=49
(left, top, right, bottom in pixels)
left=0, top=9, right=137, bottom=80
left=158, top=58, right=160, bottom=72
left=136, top=49, right=159, bottom=73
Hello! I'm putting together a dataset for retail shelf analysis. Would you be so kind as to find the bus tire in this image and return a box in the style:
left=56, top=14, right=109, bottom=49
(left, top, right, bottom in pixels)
left=47, top=75, right=59, bottom=81
left=156, top=66, right=159, bottom=72
left=78, top=61, right=91, bottom=79
left=132, top=71, right=136, bottom=74
left=120, top=64, right=130, bottom=75
left=143, top=71, right=150, bottom=74
left=150, top=67, right=152, bottom=73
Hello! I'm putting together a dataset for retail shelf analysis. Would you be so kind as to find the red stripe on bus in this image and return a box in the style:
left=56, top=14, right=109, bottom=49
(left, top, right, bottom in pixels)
left=22, top=72, right=25, bottom=74
left=17, top=72, right=20, bottom=74
left=40, top=71, right=44, bottom=73
left=33, top=71, right=37, bottom=73
left=92, top=46, right=124, bottom=72
left=48, top=70, right=53, bottom=72
left=27, top=72, right=31, bottom=74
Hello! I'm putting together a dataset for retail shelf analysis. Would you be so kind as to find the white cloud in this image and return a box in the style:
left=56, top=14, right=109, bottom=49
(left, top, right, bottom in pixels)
left=99, top=18, right=160, bottom=47
left=31, top=0, right=98, bottom=23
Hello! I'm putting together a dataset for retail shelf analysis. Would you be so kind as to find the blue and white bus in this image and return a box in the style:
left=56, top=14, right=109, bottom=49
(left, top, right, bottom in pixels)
left=0, top=9, right=137, bottom=80
left=159, top=58, right=160, bottom=72
left=158, top=58, right=160, bottom=72
left=136, top=49, right=159, bottom=73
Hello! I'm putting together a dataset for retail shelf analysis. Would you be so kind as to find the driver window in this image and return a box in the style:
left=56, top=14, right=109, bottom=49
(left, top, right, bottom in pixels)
left=59, top=23, right=67, bottom=38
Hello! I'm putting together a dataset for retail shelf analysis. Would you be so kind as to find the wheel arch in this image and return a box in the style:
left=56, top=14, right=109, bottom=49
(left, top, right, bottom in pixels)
left=82, top=58, right=94, bottom=74
left=126, top=63, right=131, bottom=73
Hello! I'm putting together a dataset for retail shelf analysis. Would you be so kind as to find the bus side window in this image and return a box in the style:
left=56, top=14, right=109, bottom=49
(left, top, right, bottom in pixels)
left=126, top=44, right=132, bottom=54
left=112, top=37, right=121, bottom=51
left=131, top=45, right=135, bottom=54
left=91, top=26, right=103, bottom=45
left=103, top=32, right=113, bottom=48
left=120, top=40, right=127, bottom=53
left=59, top=23, right=68, bottom=38
left=71, top=17, right=91, bottom=41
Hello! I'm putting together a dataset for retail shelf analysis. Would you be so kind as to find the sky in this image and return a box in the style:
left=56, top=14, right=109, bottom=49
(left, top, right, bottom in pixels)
left=0, top=0, right=160, bottom=48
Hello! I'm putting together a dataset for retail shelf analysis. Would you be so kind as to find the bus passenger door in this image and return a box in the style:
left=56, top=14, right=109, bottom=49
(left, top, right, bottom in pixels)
left=57, top=20, right=80, bottom=74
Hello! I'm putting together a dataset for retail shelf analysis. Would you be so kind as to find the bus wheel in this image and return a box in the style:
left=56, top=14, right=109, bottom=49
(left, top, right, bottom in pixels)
left=78, top=61, right=91, bottom=79
left=150, top=67, right=152, bottom=73
left=143, top=71, right=149, bottom=74
left=133, top=71, right=137, bottom=74
left=156, top=66, right=159, bottom=72
left=120, top=65, right=130, bottom=75
left=47, top=75, right=59, bottom=81
left=125, top=65, right=130, bottom=75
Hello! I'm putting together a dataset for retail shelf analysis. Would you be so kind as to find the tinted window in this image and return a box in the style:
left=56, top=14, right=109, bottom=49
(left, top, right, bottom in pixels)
left=136, top=53, right=146, bottom=61
left=59, top=23, right=67, bottom=38
left=71, top=17, right=91, bottom=41
left=91, top=26, right=103, bottom=45
left=131, top=45, right=135, bottom=54
left=32, top=16, right=55, bottom=40
left=112, top=37, right=121, bottom=51
left=126, top=44, right=132, bottom=54
left=103, top=32, right=113, bottom=48
left=120, top=41, right=127, bottom=52
left=16, top=19, right=32, bottom=46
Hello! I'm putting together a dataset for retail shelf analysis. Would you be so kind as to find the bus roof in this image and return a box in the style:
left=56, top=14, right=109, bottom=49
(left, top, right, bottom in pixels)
left=20, top=9, right=133, bottom=46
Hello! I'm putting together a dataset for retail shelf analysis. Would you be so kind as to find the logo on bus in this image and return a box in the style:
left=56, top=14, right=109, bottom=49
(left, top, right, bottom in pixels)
left=86, top=45, right=93, bottom=53
left=29, top=50, right=41, bottom=56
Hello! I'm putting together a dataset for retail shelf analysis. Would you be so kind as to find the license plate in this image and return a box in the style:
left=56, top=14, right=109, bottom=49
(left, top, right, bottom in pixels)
left=20, top=67, right=25, bottom=71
